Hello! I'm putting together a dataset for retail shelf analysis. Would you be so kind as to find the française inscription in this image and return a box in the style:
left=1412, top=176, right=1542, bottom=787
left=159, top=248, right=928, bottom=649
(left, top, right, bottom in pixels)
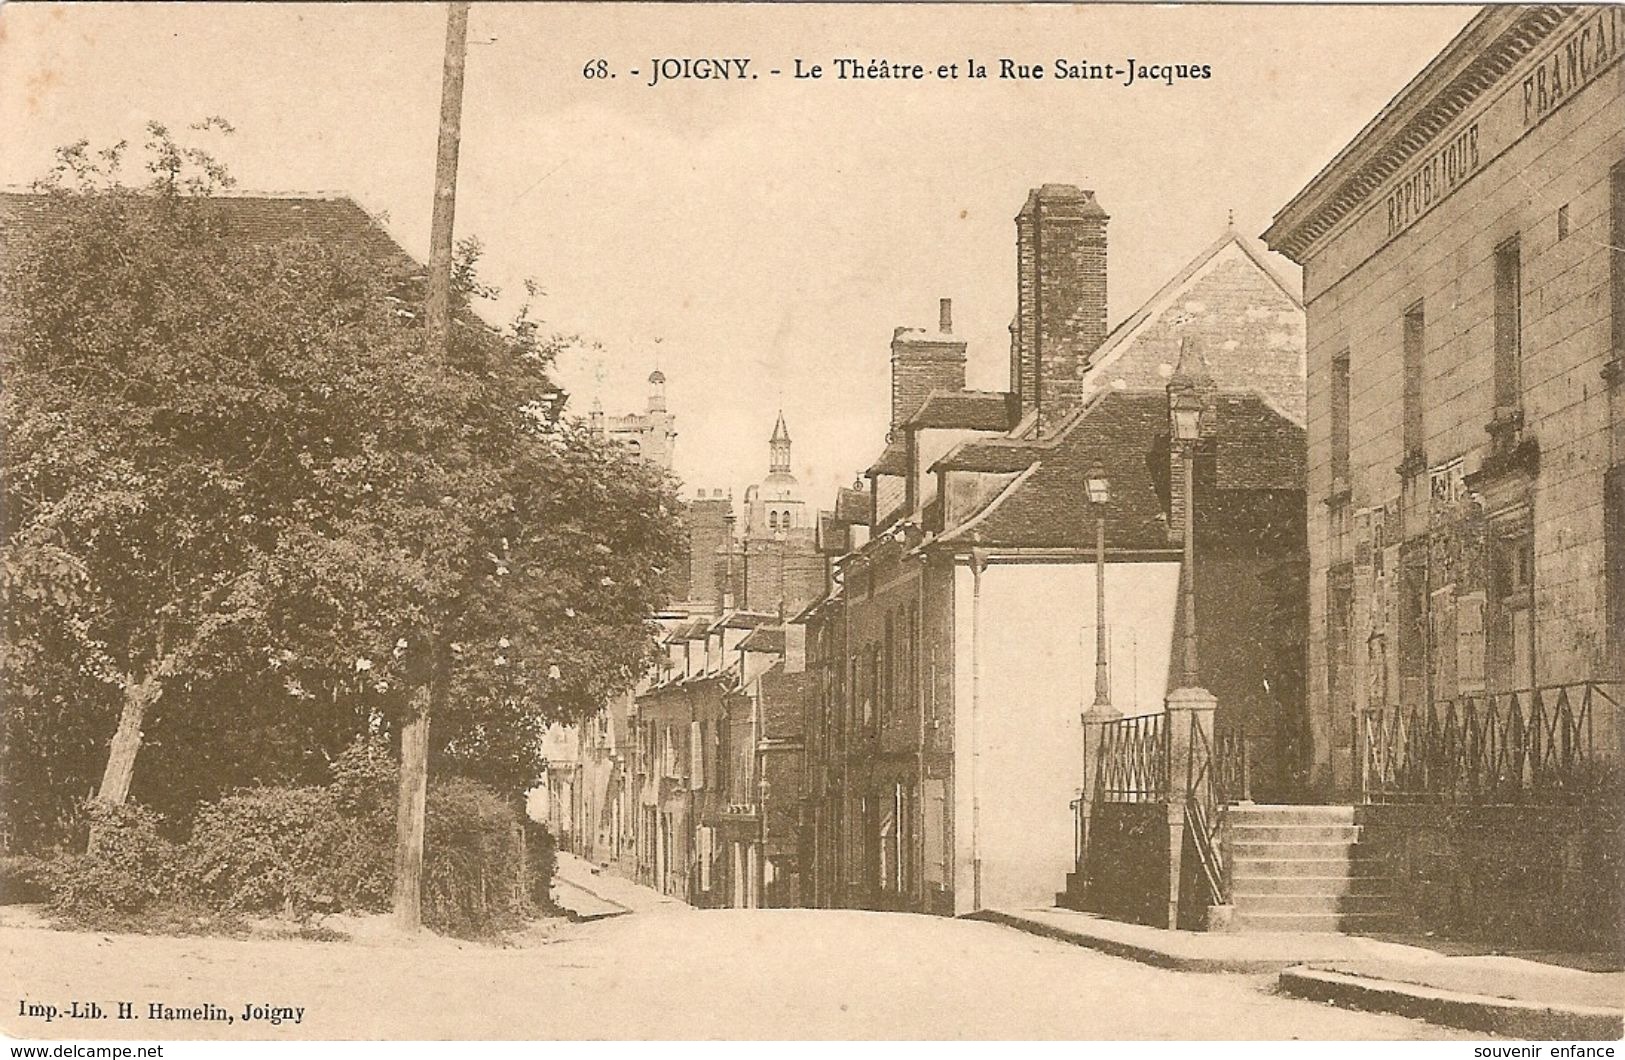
left=1522, top=6, right=1623, bottom=127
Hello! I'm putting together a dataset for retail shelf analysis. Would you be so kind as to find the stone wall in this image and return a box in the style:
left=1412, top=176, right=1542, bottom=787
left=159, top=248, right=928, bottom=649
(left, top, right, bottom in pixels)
left=1085, top=802, right=1169, bottom=928
left=1356, top=802, right=1624, bottom=954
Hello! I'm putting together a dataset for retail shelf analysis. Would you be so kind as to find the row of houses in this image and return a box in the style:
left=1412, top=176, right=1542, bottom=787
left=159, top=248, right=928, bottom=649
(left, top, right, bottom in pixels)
left=541, top=5, right=1622, bottom=948
left=542, top=180, right=1315, bottom=914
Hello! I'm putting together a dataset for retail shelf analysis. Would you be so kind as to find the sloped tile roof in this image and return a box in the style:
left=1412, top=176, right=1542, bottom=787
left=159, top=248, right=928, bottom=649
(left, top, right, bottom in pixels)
left=938, top=388, right=1304, bottom=552
left=932, top=439, right=1043, bottom=474
left=865, top=438, right=908, bottom=477
left=712, top=610, right=778, bottom=632
left=0, top=190, right=422, bottom=277
left=904, top=390, right=1017, bottom=431
left=942, top=392, right=1174, bottom=551
left=666, top=617, right=712, bottom=642
left=737, top=626, right=786, bottom=655
left=833, top=486, right=869, bottom=523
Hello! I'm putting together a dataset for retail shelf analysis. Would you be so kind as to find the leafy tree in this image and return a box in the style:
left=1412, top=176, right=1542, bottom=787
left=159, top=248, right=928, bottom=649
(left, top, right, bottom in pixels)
left=1, top=126, right=684, bottom=849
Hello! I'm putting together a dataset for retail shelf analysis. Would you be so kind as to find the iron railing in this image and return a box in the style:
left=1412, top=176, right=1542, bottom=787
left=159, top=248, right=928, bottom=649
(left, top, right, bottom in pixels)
left=1094, top=711, right=1167, bottom=803
left=1185, top=727, right=1250, bottom=908
left=1359, top=680, right=1621, bottom=804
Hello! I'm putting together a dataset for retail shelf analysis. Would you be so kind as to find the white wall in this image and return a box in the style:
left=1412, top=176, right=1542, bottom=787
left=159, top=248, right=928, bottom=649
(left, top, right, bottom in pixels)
left=952, top=558, right=1181, bottom=913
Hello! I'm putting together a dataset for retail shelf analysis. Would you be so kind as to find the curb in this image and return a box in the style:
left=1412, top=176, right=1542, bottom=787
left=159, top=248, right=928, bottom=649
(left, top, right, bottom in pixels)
left=966, top=909, right=1291, bottom=974
left=551, top=876, right=632, bottom=923
left=1279, top=967, right=1625, bottom=1040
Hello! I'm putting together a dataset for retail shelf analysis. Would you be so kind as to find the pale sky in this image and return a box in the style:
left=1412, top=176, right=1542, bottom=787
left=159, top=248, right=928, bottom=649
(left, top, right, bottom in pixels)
left=1, top=3, right=1477, bottom=507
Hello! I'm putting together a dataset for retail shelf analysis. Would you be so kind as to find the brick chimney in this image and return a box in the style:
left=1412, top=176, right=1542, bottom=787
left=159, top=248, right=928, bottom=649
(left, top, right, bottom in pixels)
left=1013, top=184, right=1110, bottom=431
left=685, top=488, right=733, bottom=607
left=890, top=298, right=968, bottom=429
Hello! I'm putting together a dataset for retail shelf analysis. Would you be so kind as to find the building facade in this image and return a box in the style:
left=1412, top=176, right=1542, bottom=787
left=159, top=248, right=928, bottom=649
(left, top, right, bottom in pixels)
left=1263, top=4, right=1625, bottom=796
left=801, top=185, right=1310, bottom=915
left=590, top=369, right=678, bottom=472
left=542, top=412, right=836, bottom=908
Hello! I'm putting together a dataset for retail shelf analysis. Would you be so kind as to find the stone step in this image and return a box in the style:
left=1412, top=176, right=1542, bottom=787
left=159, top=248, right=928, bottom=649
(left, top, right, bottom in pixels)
left=1232, top=840, right=1365, bottom=859
left=1056, top=871, right=1088, bottom=911
left=1229, top=805, right=1357, bottom=825
left=1231, top=824, right=1361, bottom=843
left=1232, top=910, right=1415, bottom=934
left=1231, top=856, right=1382, bottom=877
left=1232, top=892, right=1397, bottom=915
left=1228, top=874, right=1394, bottom=896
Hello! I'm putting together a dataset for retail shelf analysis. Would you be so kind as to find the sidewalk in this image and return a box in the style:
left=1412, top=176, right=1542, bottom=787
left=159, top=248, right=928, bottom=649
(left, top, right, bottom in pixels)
left=979, top=906, right=1624, bottom=1039
left=551, top=851, right=688, bottom=920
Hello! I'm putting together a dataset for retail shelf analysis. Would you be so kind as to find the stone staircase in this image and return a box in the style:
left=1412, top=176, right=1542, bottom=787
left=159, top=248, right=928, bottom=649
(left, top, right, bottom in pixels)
left=1230, top=805, right=1411, bottom=933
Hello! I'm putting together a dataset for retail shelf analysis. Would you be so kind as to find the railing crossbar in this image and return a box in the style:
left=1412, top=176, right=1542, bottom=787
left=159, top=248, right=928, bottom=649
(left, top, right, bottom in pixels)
left=1359, top=679, right=1618, bottom=804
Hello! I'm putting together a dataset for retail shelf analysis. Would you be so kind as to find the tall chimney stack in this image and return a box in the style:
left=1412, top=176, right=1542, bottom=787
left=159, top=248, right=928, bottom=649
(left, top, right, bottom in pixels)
left=889, top=299, right=967, bottom=429
left=1013, top=184, right=1110, bottom=431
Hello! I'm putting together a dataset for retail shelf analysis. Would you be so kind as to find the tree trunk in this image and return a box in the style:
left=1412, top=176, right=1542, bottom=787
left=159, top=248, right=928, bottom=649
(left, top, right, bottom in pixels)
left=393, top=0, right=468, bottom=935
left=392, top=684, right=432, bottom=932
left=96, top=677, right=158, bottom=806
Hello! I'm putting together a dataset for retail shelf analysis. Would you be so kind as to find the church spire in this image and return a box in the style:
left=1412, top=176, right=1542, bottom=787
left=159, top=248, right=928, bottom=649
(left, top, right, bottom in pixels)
left=769, top=410, right=791, bottom=474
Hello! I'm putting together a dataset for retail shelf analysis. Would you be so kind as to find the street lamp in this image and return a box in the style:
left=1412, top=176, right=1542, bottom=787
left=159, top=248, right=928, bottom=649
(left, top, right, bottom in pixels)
left=1162, top=338, right=1220, bottom=930
left=1085, top=465, right=1113, bottom=712
left=1073, top=467, right=1118, bottom=911
left=1168, top=366, right=1206, bottom=689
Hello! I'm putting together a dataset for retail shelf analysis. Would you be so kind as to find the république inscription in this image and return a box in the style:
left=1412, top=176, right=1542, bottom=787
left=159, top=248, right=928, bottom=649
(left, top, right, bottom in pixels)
left=1383, top=7, right=1622, bottom=246
left=17, top=997, right=306, bottom=1027
left=580, top=56, right=1214, bottom=88
left=1384, top=121, right=1481, bottom=242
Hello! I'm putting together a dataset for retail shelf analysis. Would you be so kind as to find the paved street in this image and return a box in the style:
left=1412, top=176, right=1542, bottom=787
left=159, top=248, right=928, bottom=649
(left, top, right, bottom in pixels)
left=2, top=905, right=1482, bottom=1040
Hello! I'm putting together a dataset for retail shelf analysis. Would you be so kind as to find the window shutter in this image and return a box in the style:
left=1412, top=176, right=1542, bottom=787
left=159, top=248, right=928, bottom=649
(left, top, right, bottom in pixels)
left=690, top=721, right=705, bottom=789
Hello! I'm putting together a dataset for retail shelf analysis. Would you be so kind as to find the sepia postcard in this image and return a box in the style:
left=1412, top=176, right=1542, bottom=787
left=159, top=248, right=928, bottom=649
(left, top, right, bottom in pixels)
left=1, top=1, right=1622, bottom=1048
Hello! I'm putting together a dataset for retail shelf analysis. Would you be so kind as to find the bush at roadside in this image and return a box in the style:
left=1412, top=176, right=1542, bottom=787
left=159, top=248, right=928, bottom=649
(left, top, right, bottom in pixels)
left=28, top=741, right=557, bottom=937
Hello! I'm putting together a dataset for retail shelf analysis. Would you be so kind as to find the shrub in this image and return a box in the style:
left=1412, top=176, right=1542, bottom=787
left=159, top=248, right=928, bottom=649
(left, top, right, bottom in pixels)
left=28, top=738, right=557, bottom=938
left=0, top=853, right=51, bottom=904
left=42, top=801, right=182, bottom=919
left=422, top=777, right=530, bottom=937
left=329, top=739, right=397, bottom=822
left=184, top=786, right=389, bottom=915
left=523, top=817, right=559, bottom=913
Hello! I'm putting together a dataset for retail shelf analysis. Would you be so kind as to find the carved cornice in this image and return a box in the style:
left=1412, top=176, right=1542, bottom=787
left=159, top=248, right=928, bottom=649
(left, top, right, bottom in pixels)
left=1264, top=6, right=1571, bottom=262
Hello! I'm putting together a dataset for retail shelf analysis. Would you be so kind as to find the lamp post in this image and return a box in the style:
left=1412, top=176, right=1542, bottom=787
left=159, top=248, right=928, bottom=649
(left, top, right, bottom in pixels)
left=1086, top=466, right=1112, bottom=712
left=1073, top=469, right=1118, bottom=911
left=1162, top=339, right=1220, bottom=930
left=1169, top=379, right=1205, bottom=689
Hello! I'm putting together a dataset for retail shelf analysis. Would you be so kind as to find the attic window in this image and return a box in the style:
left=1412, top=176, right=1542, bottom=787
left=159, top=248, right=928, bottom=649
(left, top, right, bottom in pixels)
left=1557, top=204, right=1570, bottom=241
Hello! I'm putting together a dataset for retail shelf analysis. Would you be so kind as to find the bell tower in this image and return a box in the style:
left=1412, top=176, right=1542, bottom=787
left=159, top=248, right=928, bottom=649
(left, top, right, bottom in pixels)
left=769, top=410, right=791, bottom=474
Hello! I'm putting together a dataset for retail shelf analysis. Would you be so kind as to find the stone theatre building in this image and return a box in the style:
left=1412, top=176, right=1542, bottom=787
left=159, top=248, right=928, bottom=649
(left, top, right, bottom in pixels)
left=1264, top=4, right=1624, bottom=795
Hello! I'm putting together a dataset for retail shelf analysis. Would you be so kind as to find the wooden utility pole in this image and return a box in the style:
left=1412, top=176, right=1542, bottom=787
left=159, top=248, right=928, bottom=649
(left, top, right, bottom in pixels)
left=393, top=0, right=470, bottom=934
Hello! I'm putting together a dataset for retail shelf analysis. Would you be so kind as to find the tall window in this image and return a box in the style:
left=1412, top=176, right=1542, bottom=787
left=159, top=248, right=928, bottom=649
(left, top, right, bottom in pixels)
left=1402, top=301, right=1426, bottom=467
left=867, top=645, right=881, bottom=736
left=906, top=603, right=919, bottom=717
left=883, top=613, right=896, bottom=725
left=1490, top=522, right=1536, bottom=693
left=848, top=657, right=859, bottom=732
left=1492, top=237, right=1523, bottom=429
left=1607, top=467, right=1624, bottom=672
left=1326, top=565, right=1354, bottom=721
left=1612, top=161, right=1625, bottom=366
left=1330, top=349, right=1352, bottom=486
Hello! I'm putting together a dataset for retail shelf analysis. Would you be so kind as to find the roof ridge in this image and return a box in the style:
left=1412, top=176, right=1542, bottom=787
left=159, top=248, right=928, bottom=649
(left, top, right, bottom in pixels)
left=0, top=184, right=358, bottom=202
